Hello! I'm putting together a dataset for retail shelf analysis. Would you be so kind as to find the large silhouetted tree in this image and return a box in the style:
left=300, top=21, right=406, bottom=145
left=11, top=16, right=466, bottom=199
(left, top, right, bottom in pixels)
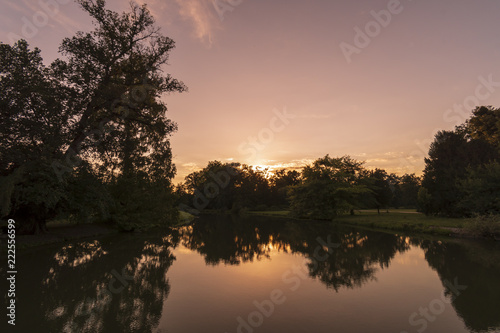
left=183, top=161, right=240, bottom=211
left=421, top=107, right=500, bottom=217
left=362, top=168, right=392, bottom=214
left=0, top=0, right=185, bottom=232
left=288, top=155, right=371, bottom=219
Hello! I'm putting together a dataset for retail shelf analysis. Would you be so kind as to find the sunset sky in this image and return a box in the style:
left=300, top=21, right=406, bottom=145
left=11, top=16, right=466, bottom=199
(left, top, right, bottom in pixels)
left=2, top=0, right=500, bottom=183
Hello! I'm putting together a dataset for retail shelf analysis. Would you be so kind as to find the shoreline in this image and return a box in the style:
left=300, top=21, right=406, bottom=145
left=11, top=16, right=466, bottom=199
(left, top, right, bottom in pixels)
left=247, top=210, right=500, bottom=241
left=0, top=211, right=198, bottom=251
left=3, top=210, right=498, bottom=251
left=0, top=223, right=120, bottom=251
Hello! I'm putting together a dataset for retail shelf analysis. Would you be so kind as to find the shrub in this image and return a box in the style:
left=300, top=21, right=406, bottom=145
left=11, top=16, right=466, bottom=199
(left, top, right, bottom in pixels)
left=464, top=215, right=500, bottom=239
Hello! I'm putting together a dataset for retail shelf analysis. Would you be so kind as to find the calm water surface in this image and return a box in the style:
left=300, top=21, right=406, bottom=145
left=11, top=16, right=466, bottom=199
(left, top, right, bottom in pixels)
left=5, top=215, right=500, bottom=333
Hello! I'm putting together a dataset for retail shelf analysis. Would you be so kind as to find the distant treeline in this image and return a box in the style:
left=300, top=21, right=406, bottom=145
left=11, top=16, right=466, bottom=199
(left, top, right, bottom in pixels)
left=177, top=158, right=420, bottom=218
left=179, top=106, right=500, bottom=219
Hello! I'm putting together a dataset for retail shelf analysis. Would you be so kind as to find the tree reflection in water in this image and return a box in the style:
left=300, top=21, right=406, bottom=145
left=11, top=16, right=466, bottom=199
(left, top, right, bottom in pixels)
left=415, top=238, right=500, bottom=332
left=19, top=233, right=178, bottom=332
left=13, top=215, right=500, bottom=333
left=179, top=215, right=410, bottom=291
left=180, top=215, right=500, bottom=331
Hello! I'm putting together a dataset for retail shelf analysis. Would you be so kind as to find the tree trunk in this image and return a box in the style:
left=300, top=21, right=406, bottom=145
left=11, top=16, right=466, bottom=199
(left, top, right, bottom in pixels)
left=122, top=120, right=134, bottom=177
left=64, top=105, right=94, bottom=159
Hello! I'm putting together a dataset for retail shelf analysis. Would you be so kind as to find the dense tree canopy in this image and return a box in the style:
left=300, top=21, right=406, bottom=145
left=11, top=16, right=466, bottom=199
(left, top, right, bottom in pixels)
left=464, top=106, right=500, bottom=150
left=358, top=168, right=392, bottom=214
left=0, top=40, right=74, bottom=232
left=0, top=0, right=185, bottom=233
left=287, top=155, right=370, bottom=219
left=421, top=106, right=500, bottom=217
left=268, top=169, right=301, bottom=207
left=179, top=156, right=422, bottom=218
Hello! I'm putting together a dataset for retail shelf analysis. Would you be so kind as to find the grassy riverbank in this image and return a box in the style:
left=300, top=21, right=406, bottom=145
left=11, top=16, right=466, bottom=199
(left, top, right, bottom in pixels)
left=248, top=209, right=500, bottom=239
left=333, top=211, right=463, bottom=236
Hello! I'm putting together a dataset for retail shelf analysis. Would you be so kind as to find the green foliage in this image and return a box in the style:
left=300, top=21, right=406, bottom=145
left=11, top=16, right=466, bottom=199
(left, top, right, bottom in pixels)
left=0, top=40, right=70, bottom=169
left=289, top=179, right=341, bottom=219
left=1, top=1, right=184, bottom=233
left=464, top=106, right=500, bottom=150
left=333, top=210, right=464, bottom=235
left=234, top=165, right=271, bottom=208
left=0, top=166, right=24, bottom=216
left=398, top=173, right=421, bottom=208
left=108, top=174, right=179, bottom=231
left=180, top=156, right=417, bottom=220
left=463, top=215, right=500, bottom=239
left=183, top=161, right=240, bottom=211
left=458, top=162, right=500, bottom=216
left=288, top=155, right=371, bottom=219
left=56, top=0, right=185, bottom=181
left=59, top=164, right=114, bottom=224
left=0, top=39, right=69, bottom=231
left=268, top=169, right=301, bottom=207
left=385, top=173, right=422, bottom=210
left=417, top=187, right=432, bottom=215
left=6, top=162, right=66, bottom=233
left=421, top=107, right=500, bottom=217
left=357, top=168, right=392, bottom=212
left=183, top=161, right=278, bottom=211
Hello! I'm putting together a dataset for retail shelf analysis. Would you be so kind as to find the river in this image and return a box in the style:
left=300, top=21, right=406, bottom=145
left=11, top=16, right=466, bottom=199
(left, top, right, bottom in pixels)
left=7, top=215, right=500, bottom=333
